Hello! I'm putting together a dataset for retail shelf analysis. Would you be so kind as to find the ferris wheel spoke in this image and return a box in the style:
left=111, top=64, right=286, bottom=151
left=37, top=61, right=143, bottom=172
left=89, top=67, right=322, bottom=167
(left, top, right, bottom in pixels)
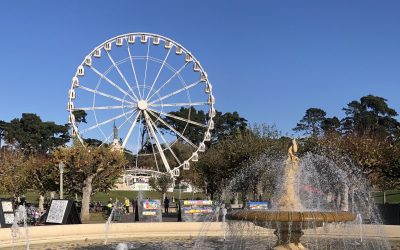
left=147, top=128, right=160, bottom=173
left=148, top=108, right=208, bottom=128
left=90, top=66, right=137, bottom=102
left=148, top=80, right=202, bottom=105
left=146, top=62, right=190, bottom=101
left=106, top=51, right=140, bottom=101
left=127, top=44, right=142, bottom=99
left=147, top=109, right=198, bottom=149
left=145, top=48, right=171, bottom=100
left=146, top=113, right=182, bottom=166
left=78, top=85, right=135, bottom=105
left=101, top=110, right=137, bottom=146
left=150, top=102, right=208, bottom=108
left=143, top=42, right=151, bottom=98
left=80, top=109, right=136, bottom=134
left=122, top=111, right=141, bottom=148
left=143, top=111, right=171, bottom=173
left=73, top=105, right=133, bottom=111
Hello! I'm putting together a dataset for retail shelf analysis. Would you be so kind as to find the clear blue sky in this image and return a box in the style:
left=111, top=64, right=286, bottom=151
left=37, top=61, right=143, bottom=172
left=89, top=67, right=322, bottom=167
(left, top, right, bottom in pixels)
left=1, top=1, right=399, bottom=135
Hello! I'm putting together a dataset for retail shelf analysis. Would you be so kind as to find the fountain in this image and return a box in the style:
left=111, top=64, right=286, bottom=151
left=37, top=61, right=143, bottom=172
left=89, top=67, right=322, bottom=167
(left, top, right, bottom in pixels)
left=227, top=139, right=357, bottom=250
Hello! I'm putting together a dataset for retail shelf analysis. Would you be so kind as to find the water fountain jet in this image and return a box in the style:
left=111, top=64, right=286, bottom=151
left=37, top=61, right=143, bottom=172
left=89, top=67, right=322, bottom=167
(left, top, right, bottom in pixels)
left=227, top=139, right=356, bottom=250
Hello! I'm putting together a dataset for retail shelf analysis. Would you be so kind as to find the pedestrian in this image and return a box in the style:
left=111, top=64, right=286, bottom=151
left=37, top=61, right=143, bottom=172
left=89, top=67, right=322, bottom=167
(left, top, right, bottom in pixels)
left=107, top=199, right=113, bottom=215
left=164, top=196, right=170, bottom=214
left=124, top=197, right=130, bottom=214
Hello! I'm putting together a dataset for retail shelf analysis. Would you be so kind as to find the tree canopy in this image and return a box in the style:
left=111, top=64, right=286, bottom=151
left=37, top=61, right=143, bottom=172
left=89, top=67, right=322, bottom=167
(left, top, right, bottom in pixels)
left=2, top=113, right=70, bottom=154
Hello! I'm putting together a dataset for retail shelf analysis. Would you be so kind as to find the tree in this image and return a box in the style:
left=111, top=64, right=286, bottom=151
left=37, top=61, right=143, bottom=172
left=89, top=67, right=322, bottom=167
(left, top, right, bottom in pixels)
left=341, top=95, right=400, bottom=139
left=0, top=149, right=30, bottom=198
left=51, top=142, right=126, bottom=222
left=196, top=124, right=276, bottom=199
left=211, top=111, right=248, bottom=143
left=161, top=107, right=248, bottom=146
left=148, top=175, right=173, bottom=202
left=161, top=107, right=207, bottom=145
left=293, top=108, right=327, bottom=137
left=321, top=117, right=340, bottom=135
left=3, top=113, right=70, bottom=154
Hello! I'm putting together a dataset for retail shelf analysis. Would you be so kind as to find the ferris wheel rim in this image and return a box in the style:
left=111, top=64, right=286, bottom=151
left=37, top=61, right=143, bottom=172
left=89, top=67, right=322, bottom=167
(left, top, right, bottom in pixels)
left=67, top=32, right=215, bottom=176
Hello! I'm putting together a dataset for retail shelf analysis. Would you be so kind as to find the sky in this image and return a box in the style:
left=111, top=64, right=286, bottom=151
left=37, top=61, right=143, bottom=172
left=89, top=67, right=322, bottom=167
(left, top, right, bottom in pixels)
left=0, top=0, right=399, bottom=136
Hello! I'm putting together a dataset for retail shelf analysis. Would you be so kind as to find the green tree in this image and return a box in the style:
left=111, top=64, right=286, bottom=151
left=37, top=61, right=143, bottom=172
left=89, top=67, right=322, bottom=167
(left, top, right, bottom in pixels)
left=51, top=143, right=127, bottom=222
left=293, top=108, right=327, bottom=137
left=148, top=175, right=173, bottom=202
left=3, top=113, right=70, bottom=154
left=210, top=111, right=248, bottom=143
left=341, top=95, right=400, bottom=139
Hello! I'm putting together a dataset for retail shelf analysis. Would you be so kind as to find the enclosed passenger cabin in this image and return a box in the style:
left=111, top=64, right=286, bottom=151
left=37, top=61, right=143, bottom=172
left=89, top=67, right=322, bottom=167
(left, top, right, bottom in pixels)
left=164, top=40, right=172, bottom=49
left=205, top=83, right=212, bottom=94
left=84, top=56, right=92, bottom=66
left=193, top=63, right=200, bottom=72
left=72, top=77, right=79, bottom=88
left=198, top=142, right=206, bottom=152
left=128, top=35, right=135, bottom=44
left=172, top=168, right=180, bottom=177
left=77, top=66, right=84, bottom=76
left=175, top=46, right=183, bottom=55
left=208, top=94, right=215, bottom=104
left=104, top=42, right=112, bottom=51
left=200, top=73, right=207, bottom=82
left=204, top=131, right=211, bottom=141
left=208, top=119, right=214, bottom=130
left=116, top=37, right=123, bottom=47
left=191, top=152, right=199, bottom=162
left=209, top=107, right=216, bottom=118
left=185, top=53, right=192, bottom=62
left=69, top=89, right=76, bottom=99
left=93, top=49, right=101, bottom=58
left=183, top=161, right=190, bottom=170
left=140, top=35, right=148, bottom=43
left=152, top=36, right=160, bottom=45
left=67, top=101, right=74, bottom=111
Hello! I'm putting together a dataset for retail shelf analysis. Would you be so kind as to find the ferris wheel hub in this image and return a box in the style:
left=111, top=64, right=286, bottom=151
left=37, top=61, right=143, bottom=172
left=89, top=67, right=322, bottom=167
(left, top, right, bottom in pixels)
left=137, top=100, right=148, bottom=110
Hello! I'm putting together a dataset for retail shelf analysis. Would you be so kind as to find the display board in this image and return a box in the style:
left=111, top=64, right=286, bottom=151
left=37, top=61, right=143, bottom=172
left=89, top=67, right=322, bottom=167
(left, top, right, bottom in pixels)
left=46, top=199, right=81, bottom=224
left=0, top=199, right=15, bottom=228
left=137, top=199, right=162, bottom=222
left=246, top=201, right=270, bottom=210
left=180, top=200, right=214, bottom=222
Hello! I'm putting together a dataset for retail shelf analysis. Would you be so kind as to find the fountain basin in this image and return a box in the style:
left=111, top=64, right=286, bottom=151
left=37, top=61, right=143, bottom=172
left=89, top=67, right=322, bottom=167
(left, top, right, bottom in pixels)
left=227, top=210, right=356, bottom=249
left=227, top=210, right=356, bottom=227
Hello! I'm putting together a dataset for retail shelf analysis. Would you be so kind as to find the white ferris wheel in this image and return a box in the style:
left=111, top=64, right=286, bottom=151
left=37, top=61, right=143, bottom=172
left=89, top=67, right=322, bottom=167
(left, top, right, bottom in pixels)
left=67, top=32, right=215, bottom=178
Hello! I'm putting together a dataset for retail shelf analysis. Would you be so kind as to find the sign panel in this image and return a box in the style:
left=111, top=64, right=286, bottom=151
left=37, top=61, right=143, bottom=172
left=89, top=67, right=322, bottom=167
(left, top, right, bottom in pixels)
left=247, top=201, right=270, bottom=210
left=180, top=200, right=214, bottom=222
left=46, top=199, right=81, bottom=224
left=137, top=199, right=162, bottom=222
left=0, top=199, right=15, bottom=228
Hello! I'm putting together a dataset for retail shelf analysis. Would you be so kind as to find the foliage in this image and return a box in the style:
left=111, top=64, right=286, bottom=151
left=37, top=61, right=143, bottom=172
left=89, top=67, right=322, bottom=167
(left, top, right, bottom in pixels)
left=341, top=95, right=400, bottom=138
left=2, top=113, right=70, bottom=154
left=0, top=149, right=30, bottom=197
left=195, top=124, right=281, bottom=199
left=293, top=108, right=327, bottom=137
left=148, top=174, right=173, bottom=200
left=51, top=143, right=127, bottom=196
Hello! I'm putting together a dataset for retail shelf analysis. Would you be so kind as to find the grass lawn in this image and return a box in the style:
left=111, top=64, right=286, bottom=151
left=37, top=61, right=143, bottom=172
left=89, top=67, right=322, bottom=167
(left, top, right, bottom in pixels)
left=372, top=190, right=400, bottom=204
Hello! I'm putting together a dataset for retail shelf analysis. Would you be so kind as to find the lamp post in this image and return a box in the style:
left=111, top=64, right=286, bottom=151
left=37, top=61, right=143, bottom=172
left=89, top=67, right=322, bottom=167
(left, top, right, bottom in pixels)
left=59, top=162, right=65, bottom=199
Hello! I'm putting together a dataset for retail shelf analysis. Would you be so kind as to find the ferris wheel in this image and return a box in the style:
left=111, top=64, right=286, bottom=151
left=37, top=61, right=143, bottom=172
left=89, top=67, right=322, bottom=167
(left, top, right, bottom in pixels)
left=67, top=33, right=215, bottom=177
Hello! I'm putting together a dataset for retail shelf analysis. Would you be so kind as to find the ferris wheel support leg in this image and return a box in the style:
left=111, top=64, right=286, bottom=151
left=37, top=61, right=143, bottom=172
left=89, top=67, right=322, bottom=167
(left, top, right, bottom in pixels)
left=143, top=111, right=171, bottom=173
